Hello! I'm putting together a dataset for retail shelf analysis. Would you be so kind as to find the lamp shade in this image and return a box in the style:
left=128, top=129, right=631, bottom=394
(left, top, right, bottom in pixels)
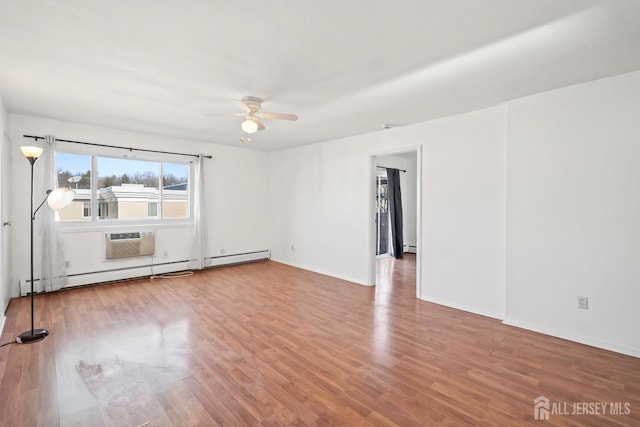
left=47, top=188, right=75, bottom=211
left=20, top=146, right=44, bottom=159
left=241, top=117, right=259, bottom=134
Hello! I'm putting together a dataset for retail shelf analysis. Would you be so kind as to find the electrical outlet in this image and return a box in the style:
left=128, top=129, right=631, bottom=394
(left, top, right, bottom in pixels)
left=65, top=261, right=70, bottom=268
left=220, top=248, right=226, bottom=254
left=577, top=296, right=589, bottom=309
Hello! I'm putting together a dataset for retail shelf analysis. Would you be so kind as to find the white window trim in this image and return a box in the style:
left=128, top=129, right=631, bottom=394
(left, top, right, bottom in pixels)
left=56, top=148, right=193, bottom=229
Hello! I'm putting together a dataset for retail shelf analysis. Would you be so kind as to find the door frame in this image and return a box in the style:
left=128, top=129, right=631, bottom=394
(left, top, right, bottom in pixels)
left=0, top=129, right=9, bottom=333
left=367, top=145, right=422, bottom=299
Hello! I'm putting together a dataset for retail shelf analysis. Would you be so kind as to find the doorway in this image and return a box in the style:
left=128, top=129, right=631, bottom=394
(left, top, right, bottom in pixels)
left=369, top=147, right=421, bottom=298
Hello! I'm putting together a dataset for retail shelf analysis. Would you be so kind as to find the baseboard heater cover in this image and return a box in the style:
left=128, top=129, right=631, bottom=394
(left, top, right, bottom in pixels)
left=205, top=250, right=271, bottom=268
left=19, top=249, right=271, bottom=295
left=404, top=245, right=417, bottom=254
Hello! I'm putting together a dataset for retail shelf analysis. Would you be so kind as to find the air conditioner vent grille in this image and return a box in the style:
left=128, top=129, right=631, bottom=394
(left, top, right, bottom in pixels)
left=110, top=232, right=141, bottom=240
left=106, top=232, right=155, bottom=259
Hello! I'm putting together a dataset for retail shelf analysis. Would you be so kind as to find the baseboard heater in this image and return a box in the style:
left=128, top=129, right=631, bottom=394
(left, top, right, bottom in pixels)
left=404, top=244, right=417, bottom=254
left=206, top=250, right=271, bottom=268
left=19, top=249, right=271, bottom=295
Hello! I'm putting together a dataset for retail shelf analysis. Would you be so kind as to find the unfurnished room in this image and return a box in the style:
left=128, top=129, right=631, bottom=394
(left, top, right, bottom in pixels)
left=0, top=1, right=639, bottom=426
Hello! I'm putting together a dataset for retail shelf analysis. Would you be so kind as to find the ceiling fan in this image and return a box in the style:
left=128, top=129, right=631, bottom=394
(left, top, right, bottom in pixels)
left=217, top=96, right=298, bottom=134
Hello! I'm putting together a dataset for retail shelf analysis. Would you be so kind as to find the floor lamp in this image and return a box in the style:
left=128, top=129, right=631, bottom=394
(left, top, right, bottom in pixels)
left=16, top=145, right=75, bottom=344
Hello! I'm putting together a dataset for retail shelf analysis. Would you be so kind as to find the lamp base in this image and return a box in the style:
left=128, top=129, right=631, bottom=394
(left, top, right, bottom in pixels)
left=16, top=328, right=49, bottom=344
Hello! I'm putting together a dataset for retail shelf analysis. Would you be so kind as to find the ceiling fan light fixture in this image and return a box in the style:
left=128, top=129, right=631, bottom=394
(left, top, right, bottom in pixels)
left=241, top=117, right=259, bottom=134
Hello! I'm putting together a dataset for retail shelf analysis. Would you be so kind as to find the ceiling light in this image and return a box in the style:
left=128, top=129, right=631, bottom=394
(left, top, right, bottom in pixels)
left=241, top=117, right=259, bottom=134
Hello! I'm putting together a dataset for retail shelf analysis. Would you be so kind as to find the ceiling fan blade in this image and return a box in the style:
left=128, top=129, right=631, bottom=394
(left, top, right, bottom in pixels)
left=257, top=112, right=298, bottom=121
left=203, top=112, right=245, bottom=117
left=256, top=118, right=266, bottom=130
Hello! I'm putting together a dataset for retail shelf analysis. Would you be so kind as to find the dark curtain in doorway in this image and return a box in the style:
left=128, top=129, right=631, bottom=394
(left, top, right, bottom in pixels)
left=386, top=168, right=404, bottom=259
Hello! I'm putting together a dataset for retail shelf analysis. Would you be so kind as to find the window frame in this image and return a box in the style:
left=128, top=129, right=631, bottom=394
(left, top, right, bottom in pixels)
left=82, top=202, right=92, bottom=219
left=55, top=146, right=193, bottom=230
left=148, top=202, right=159, bottom=218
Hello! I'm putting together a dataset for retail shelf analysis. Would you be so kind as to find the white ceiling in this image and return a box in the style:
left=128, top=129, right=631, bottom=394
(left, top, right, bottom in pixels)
left=1, top=1, right=639, bottom=151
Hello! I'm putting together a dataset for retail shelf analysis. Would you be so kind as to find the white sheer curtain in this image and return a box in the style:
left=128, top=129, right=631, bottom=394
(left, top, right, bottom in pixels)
left=36, top=135, right=69, bottom=292
left=188, top=154, right=210, bottom=270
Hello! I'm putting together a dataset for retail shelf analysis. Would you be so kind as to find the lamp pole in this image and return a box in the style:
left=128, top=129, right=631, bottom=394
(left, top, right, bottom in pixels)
left=17, top=148, right=49, bottom=344
left=29, top=155, right=35, bottom=335
left=16, top=145, right=75, bottom=344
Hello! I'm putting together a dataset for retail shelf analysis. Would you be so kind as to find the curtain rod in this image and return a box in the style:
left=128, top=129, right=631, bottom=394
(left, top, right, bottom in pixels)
left=23, top=134, right=212, bottom=159
left=377, top=166, right=406, bottom=173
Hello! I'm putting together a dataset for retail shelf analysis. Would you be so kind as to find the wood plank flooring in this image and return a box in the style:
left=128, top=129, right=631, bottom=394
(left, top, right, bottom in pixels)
left=0, top=256, right=639, bottom=426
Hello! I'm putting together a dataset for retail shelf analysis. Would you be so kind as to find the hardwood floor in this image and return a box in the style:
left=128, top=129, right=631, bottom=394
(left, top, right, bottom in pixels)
left=0, top=258, right=638, bottom=426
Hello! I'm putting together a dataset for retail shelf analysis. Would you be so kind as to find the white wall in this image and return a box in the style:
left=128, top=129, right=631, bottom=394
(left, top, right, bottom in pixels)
left=504, top=70, right=640, bottom=356
left=8, top=114, right=270, bottom=297
left=420, top=108, right=506, bottom=319
left=269, top=106, right=507, bottom=319
left=269, top=142, right=371, bottom=284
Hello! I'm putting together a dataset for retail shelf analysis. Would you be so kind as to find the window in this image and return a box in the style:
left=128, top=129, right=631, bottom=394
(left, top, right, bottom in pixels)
left=98, top=202, right=109, bottom=219
left=162, top=163, right=189, bottom=219
left=148, top=202, right=158, bottom=217
left=97, top=157, right=160, bottom=220
left=56, top=152, right=190, bottom=222
left=56, top=152, right=92, bottom=221
left=375, top=175, right=390, bottom=256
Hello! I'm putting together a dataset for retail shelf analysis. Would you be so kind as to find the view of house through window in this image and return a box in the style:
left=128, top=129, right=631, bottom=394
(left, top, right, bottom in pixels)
left=55, top=152, right=190, bottom=221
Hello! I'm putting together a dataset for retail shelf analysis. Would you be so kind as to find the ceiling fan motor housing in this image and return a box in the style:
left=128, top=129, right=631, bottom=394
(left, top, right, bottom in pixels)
left=241, top=96, right=263, bottom=113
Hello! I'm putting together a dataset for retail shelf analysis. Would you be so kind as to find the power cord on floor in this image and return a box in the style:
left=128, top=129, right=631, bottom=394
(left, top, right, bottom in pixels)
left=0, top=341, right=17, bottom=348
left=150, top=271, right=194, bottom=279
left=149, top=255, right=195, bottom=279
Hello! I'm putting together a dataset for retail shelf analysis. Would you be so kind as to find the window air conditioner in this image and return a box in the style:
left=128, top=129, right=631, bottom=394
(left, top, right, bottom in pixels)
left=105, top=231, right=155, bottom=259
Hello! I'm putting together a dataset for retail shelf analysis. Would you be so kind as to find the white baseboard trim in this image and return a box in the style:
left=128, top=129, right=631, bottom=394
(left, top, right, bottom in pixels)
left=502, top=318, right=640, bottom=359
left=418, top=295, right=504, bottom=320
left=0, top=315, right=5, bottom=340
left=270, top=258, right=371, bottom=287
